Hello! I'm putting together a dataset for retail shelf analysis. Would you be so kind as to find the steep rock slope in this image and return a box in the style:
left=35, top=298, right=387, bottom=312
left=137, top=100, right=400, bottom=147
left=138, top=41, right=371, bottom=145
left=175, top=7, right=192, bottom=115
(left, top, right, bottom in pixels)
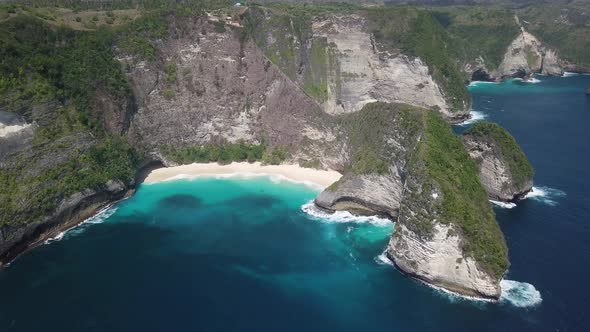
left=495, top=23, right=563, bottom=78
left=462, top=122, right=534, bottom=201
left=316, top=106, right=508, bottom=299
left=247, top=7, right=470, bottom=122
left=122, top=16, right=346, bottom=169
left=315, top=103, right=423, bottom=217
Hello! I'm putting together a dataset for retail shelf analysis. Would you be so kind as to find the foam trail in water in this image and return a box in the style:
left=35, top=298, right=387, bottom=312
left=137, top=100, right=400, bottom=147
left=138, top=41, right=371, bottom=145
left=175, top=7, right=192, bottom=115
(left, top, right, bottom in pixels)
left=468, top=81, right=499, bottom=87
left=524, top=186, right=566, bottom=206
left=490, top=200, right=517, bottom=209
left=44, top=206, right=118, bottom=244
left=563, top=71, right=580, bottom=77
left=523, top=77, right=541, bottom=84
left=375, top=251, right=394, bottom=266
left=301, top=201, right=392, bottom=226
left=500, top=280, right=542, bottom=308
left=457, top=110, right=487, bottom=126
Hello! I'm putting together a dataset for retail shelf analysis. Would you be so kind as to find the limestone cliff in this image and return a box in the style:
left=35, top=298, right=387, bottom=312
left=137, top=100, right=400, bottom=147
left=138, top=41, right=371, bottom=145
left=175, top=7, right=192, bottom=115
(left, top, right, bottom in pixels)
left=316, top=107, right=508, bottom=299
left=248, top=8, right=469, bottom=122
left=495, top=27, right=563, bottom=79
left=462, top=122, right=534, bottom=202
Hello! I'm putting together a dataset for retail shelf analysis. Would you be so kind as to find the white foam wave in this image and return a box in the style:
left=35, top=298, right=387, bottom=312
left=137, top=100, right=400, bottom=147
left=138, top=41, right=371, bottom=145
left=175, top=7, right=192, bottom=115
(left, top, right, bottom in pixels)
left=523, top=77, right=541, bottom=84
left=468, top=81, right=499, bottom=87
left=151, top=172, right=326, bottom=190
left=44, top=206, right=118, bottom=244
left=375, top=251, right=394, bottom=266
left=301, top=201, right=393, bottom=226
left=524, top=186, right=566, bottom=206
left=44, top=231, right=66, bottom=244
left=457, top=110, right=487, bottom=126
left=490, top=200, right=517, bottom=209
left=563, top=71, right=580, bottom=77
left=500, top=280, right=542, bottom=308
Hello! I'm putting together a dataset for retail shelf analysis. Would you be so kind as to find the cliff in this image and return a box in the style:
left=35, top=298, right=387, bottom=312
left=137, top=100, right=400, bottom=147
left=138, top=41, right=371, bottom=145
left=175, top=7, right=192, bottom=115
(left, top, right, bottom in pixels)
left=0, top=3, right=553, bottom=299
left=462, top=122, right=534, bottom=202
left=494, top=24, right=563, bottom=79
left=247, top=6, right=471, bottom=122
left=316, top=106, right=508, bottom=299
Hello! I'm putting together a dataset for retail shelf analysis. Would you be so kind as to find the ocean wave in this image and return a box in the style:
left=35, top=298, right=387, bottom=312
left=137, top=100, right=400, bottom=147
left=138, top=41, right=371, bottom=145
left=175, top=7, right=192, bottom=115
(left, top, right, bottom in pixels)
left=468, top=81, right=499, bottom=87
left=456, top=110, right=487, bottom=126
left=500, top=280, right=542, bottom=308
left=301, top=201, right=393, bottom=226
left=44, top=206, right=118, bottom=244
left=524, top=186, right=566, bottom=206
left=563, top=71, right=580, bottom=77
left=375, top=251, right=394, bottom=266
left=523, top=77, right=541, bottom=84
left=490, top=200, right=517, bottom=209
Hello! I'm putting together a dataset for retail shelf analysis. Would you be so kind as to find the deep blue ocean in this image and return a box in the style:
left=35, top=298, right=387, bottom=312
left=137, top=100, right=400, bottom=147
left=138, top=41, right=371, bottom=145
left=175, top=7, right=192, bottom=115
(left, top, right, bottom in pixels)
left=0, top=74, right=589, bottom=332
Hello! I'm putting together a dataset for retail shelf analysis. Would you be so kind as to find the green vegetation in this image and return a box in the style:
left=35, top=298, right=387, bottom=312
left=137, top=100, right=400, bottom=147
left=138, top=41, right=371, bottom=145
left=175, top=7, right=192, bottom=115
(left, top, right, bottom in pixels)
left=302, top=38, right=329, bottom=102
left=114, top=10, right=168, bottom=60
left=465, top=122, right=534, bottom=188
left=161, top=143, right=288, bottom=166
left=367, top=7, right=469, bottom=112
left=519, top=4, right=590, bottom=70
left=0, top=12, right=138, bottom=226
left=419, top=112, right=508, bottom=278
left=338, top=102, right=422, bottom=175
left=214, top=20, right=226, bottom=33
left=430, top=6, right=520, bottom=71
left=0, top=138, right=139, bottom=226
left=0, top=15, right=130, bottom=126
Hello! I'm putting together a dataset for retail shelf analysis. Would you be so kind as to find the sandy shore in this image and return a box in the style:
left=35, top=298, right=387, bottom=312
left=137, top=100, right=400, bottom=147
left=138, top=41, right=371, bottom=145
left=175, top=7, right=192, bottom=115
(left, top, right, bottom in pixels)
left=142, top=162, right=342, bottom=188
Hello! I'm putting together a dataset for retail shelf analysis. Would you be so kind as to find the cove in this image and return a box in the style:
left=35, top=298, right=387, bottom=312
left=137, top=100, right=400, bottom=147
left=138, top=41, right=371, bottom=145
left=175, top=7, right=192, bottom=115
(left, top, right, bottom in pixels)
left=0, top=75, right=589, bottom=332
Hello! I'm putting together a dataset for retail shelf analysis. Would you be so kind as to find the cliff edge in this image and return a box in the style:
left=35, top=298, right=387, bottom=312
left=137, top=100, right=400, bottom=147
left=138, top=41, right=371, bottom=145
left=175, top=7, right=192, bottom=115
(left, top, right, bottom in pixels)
left=462, top=122, right=534, bottom=202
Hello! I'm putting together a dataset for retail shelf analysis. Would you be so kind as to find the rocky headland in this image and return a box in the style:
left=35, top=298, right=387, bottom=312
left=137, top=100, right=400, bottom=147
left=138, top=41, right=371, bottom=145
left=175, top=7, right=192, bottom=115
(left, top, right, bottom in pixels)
left=462, top=122, right=534, bottom=202
left=1, top=1, right=582, bottom=300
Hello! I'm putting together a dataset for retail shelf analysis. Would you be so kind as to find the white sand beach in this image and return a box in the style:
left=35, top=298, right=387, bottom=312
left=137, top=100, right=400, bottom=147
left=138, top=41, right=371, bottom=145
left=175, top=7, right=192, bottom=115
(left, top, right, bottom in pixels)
left=142, top=162, right=342, bottom=188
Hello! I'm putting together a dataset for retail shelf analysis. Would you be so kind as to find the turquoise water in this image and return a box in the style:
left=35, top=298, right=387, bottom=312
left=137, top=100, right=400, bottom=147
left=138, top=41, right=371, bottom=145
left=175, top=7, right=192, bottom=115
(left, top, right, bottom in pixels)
left=1, top=74, right=589, bottom=331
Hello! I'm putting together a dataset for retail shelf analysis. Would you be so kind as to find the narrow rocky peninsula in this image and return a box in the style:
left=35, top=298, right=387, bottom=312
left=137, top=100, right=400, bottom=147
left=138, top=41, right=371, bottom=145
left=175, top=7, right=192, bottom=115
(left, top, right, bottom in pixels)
left=316, top=105, right=508, bottom=299
left=462, top=122, right=534, bottom=202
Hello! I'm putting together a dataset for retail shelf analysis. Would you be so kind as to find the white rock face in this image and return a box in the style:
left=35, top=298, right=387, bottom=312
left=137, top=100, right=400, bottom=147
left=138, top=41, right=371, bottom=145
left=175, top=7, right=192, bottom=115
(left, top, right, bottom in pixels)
left=315, top=173, right=404, bottom=217
left=312, top=15, right=452, bottom=117
left=496, top=27, right=563, bottom=78
left=462, top=135, right=533, bottom=201
left=388, top=223, right=501, bottom=299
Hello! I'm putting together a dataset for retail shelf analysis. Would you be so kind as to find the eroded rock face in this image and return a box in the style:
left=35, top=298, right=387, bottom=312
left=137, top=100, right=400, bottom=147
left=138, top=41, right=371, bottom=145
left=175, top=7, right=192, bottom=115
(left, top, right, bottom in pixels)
left=463, top=136, right=532, bottom=201
left=311, top=15, right=455, bottom=118
left=0, top=111, right=34, bottom=163
left=462, top=123, right=534, bottom=202
left=315, top=108, right=507, bottom=299
left=0, top=179, right=130, bottom=266
left=387, top=223, right=501, bottom=299
left=315, top=173, right=403, bottom=218
left=496, top=28, right=563, bottom=79
left=123, top=17, right=344, bottom=168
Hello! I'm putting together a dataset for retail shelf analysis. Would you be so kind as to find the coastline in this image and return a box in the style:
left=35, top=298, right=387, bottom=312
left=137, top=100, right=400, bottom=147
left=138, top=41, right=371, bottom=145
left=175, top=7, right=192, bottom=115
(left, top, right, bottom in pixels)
left=142, top=162, right=343, bottom=189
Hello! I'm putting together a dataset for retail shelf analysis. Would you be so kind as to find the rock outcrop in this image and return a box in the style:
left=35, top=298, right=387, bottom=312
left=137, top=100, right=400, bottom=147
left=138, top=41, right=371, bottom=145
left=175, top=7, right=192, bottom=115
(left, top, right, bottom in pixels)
left=462, top=122, right=534, bottom=202
left=496, top=28, right=563, bottom=79
left=0, top=179, right=131, bottom=266
left=316, top=107, right=508, bottom=299
left=388, top=223, right=501, bottom=299
left=248, top=9, right=469, bottom=122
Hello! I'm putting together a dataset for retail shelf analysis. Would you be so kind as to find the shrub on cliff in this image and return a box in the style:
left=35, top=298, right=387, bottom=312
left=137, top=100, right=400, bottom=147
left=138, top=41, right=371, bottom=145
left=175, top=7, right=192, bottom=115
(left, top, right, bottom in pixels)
left=465, top=121, right=534, bottom=189
left=418, top=113, right=509, bottom=279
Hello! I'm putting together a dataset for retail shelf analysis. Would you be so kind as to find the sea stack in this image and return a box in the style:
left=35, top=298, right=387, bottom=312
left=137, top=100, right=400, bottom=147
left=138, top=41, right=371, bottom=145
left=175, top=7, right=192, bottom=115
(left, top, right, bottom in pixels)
left=316, top=105, right=508, bottom=299
left=462, top=122, right=534, bottom=202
